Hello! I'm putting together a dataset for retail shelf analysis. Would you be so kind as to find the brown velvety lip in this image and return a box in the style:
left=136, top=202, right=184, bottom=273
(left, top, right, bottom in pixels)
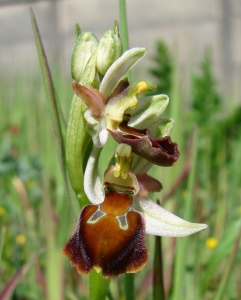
left=63, top=189, right=148, bottom=278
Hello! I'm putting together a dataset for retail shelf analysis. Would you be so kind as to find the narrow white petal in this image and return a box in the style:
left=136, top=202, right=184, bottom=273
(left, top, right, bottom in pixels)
left=84, top=147, right=104, bottom=204
left=84, top=110, right=108, bottom=147
left=99, top=47, right=147, bottom=98
left=134, top=197, right=208, bottom=237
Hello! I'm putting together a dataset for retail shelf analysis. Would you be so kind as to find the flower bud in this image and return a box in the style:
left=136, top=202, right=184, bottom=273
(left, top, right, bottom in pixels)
left=96, top=21, right=123, bottom=76
left=71, top=24, right=99, bottom=83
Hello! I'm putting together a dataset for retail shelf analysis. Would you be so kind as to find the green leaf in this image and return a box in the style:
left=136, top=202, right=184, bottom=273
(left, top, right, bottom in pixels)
left=201, top=220, right=241, bottom=294
left=66, top=95, right=90, bottom=207
left=29, top=8, right=75, bottom=218
left=0, top=250, right=43, bottom=300
left=213, top=223, right=241, bottom=300
left=172, top=127, right=199, bottom=300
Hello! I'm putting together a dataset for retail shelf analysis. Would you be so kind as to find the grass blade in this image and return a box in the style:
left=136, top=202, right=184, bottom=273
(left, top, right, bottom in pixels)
left=119, top=0, right=131, bottom=82
left=29, top=8, right=76, bottom=221
left=172, top=127, right=198, bottom=300
left=213, top=224, right=241, bottom=300
left=124, top=274, right=135, bottom=300
left=0, top=250, right=44, bottom=300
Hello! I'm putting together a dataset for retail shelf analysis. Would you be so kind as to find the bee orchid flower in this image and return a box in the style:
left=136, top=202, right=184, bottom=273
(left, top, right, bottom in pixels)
left=72, top=47, right=179, bottom=167
left=63, top=144, right=207, bottom=278
left=64, top=23, right=208, bottom=279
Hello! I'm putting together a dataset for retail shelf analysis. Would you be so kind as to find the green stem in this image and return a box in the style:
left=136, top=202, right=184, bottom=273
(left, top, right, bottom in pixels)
left=124, top=274, right=135, bottom=300
left=172, top=128, right=198, bottom=300
left=89, top=270, right=110, bottom=300
left=153, top=235, right=165, bottom=300
left=119, top=0, right=131, bottom=82
left=119, top=0, right=129, bottom=52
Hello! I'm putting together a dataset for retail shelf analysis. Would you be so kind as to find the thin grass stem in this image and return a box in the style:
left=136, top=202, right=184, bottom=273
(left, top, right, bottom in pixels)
left=29, top=8, right=76, bottom=223
left=119, top=0, right=131, bottom=82
left=124, top=274, right=135, bottom=300
left=172, top=127, right=198, bottom=300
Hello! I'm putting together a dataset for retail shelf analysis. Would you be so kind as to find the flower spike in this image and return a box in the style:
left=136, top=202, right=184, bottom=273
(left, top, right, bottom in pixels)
left=64, top=23, right=208, bottom=280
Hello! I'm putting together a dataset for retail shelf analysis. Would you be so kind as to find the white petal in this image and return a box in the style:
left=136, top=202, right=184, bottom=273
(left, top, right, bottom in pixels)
left=134, top=197, right=208, bottom=237
left=84, top=110, right=108, bottom=147
left=99, top=47, right=147, bottom=98
left=84, top=147, right=104, bottom=204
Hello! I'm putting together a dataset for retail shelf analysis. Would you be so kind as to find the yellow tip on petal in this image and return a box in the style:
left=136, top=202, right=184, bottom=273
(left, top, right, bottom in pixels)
left=136, top=81, right=149, bottom=94
left=94, top=266, right=102, bottom=273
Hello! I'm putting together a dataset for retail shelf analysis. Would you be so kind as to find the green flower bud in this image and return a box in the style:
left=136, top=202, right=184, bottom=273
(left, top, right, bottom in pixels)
left=96, top=21, right=123, bottom=76
left=71, top=24, right=99, bottom=83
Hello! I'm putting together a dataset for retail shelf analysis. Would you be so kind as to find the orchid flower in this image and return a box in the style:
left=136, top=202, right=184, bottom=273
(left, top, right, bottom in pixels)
left=72, top=46, right=180, bottom=167
left=63, top=144, right=207, bottom=278
left=64, top=23, right=207, bottom=279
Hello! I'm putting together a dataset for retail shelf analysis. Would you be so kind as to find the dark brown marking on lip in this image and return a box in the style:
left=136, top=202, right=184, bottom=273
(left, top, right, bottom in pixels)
left=108, top=121, right=179, bottom=166
left=63, top=189, right=148, bottom=278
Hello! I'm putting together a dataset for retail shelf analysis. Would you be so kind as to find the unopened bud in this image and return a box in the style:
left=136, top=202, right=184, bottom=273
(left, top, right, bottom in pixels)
left=96, top=21, right=123, bottom=76
left=71, top=24, right=99, bottom=84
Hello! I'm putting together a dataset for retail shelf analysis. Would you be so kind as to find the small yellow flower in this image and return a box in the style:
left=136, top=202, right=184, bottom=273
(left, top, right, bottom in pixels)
left=16, top=234, right=26, bottom=246
left=0, top=207, right=6, bottom=216
left=205, top=237, right=218, bottom=249
left=238, top=206, right=241, bottom=216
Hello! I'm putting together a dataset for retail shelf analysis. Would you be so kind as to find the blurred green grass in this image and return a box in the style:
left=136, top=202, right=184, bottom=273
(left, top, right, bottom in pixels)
left=0, top=42, right=241, bottom=300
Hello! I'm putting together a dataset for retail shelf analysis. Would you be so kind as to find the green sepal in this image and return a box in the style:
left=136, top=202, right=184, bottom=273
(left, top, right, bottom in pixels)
left=66, top=95, right=90, bottom=207
left=129, top=94, right=169, bottom=134
left=156, top=117, right=174, bottom=137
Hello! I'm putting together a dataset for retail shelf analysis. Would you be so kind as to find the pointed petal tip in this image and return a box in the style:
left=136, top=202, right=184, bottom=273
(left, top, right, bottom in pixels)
left=100, top=47, right=147, bottom=98
left=134, top=197, right=208, bottom=237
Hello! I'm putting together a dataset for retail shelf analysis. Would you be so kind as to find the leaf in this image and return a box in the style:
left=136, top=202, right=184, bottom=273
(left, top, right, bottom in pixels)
left=0, top=250, right=44, bottom=300
left=29, top=8, right=75, bottom=218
